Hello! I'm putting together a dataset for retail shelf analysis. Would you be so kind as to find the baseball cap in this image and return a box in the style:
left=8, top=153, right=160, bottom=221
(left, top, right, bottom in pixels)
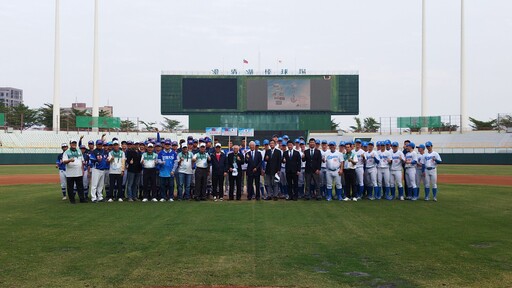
left=61, top=143, right=68, bottom=147
left=127, top=140, right=133, bottom=145
left=199, top=143, right=206, bottom=147
left=278, top=137, right=283, bottom=142
left=88, top=140, right=94, bottom=144
left=321, top=140, right=328, bottom=144
left=263, top=139, right=270, bottom=145
left=255, top=140, right=261, bottom=146
left=181, top=143, right=188, bottom=148
left=79, top=145, right=86, bottom=149
left=339, top=141, right=345, bottom=146
left=328, top=141, right=336, bottom=146
left=272, top=134, right=279, bottom=138
left=315, top=139, right=320, bottom=144
left=155, top=142, right=161, bottom=147
left=172, top=141, right=178, bottom=146
left=164, top=140, right=172, bottom=145
left=368, top=141, right=374, bottom=146
left=70, top=139, right=77, bottom=144
left=407, top=142, right=416, bottom=148
left=147, top=143, right=154, bottom=147
left=418, top=144, right=426, bottom=149
left=385, top=140, right=391, bottom=145
left=282, top=135, right=289, bottom=139
left=425, top=141, right=433, bottom=147
left=193, top=139, right=198, bottom=143
left=187, top=135, right=194, bottom=140
left=294, top=138, right=300, bottom=143
left=300, top=140, right=306, bottom=145
left=215, top=143, right=222, bottom=147
left=362, top=142, right=368, bottom=147
left=198, top=138, right=205, bottom=143
left=204, top=137, right=211, bottom=143
left=376, top=141, right=381, bottom=146
left=281, top=142, right=286, bottom=146
left=355, top=139, right=362, bottom=144
left=112, top=140, right=119, bottom=145
left=107, top=142, right=113, bottom=146
left=392, top=141, right=399, bottom=147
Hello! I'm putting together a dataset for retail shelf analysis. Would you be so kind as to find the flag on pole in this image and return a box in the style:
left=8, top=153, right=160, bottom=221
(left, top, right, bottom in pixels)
left=243, top=59, right=249, bottom=64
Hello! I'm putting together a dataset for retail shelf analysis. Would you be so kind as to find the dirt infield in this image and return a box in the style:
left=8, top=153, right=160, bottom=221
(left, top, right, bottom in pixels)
left=0, top=173, right=511, bottom=187
left=0, top=174, right=58, bottom=185
left=438, top=174, right=512, bottom=186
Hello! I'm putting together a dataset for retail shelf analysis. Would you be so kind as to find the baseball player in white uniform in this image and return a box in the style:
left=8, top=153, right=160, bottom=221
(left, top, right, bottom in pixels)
left=390, top=142, right=405, bottom=200
left=56, top=143, right=68, bottom=200
left=354, top=139, right=365, bottom=200
left=424, top=141, right=442, bottom=201
left=323, top=141, right=344, bottom=201
left=320, top=140, right=329, bottom=199
left=363, top=142, right=379, bottom=200
left=376, top=141, right=392, bottom=200
left=404, top=142, right=419, bottom=200
left=416, top=144, right=426, bottom=193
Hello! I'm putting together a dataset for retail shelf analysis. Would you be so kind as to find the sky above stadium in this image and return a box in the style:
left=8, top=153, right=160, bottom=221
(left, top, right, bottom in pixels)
left=1, top=0, right=511, bottom=130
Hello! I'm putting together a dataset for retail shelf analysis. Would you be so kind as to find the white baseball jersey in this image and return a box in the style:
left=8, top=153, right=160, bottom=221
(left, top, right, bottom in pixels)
left=416, top=152, right=425, bottom=171
left=355, top=149, right=365, bottom=168
left=391, top=150, right=405, bottom=170
left=405, top=150, right=419, bottom=169
left=325, top=150, right=343, bottom=170
left=424, top=151, right=442, bottom=169
left=108, top=150, right=126, bottom=174
left=364, top=150, right=379, bottom=168
left=320, top=149, right=328, bottom=168
left=377, top=150, right=392, bottom=169
left=62, top=149, right=84, bottom=178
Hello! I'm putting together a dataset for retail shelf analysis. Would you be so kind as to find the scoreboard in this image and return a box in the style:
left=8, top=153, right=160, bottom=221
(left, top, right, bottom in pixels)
left=161, top=74, right=359, bottom=115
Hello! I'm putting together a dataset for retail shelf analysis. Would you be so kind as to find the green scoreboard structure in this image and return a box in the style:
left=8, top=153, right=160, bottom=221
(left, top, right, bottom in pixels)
left=161, top=74, right=359, bottom=131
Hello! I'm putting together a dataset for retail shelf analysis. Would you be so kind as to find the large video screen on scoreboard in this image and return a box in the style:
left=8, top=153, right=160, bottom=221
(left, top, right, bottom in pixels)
left=182, top=78, right=237, bottom=109
left=161, top=74, right=359, bottom=115
left=246, top=78, right=331, bottom=111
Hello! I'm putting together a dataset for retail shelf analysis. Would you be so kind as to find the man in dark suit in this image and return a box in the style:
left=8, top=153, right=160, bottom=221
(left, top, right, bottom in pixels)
left=245, top=141, right=262, bottom=200
left=210, top=143, right=228, bottom=201
left=227, top=145, right=244, bottom=200
left=302, top=138, right=322, bottom=200
left=264, top=139, right=282, bottom=200
left=283, top=140, right=302, bottom=201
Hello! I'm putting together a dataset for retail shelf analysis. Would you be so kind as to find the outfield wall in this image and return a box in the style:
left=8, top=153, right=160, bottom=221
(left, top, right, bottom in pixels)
left=1, top=153, right=511, bottom=165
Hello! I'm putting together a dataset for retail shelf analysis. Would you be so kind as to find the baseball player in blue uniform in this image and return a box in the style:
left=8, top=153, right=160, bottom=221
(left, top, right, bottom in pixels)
left=56, top=143, right=68, bottom=200
left=424, top=141, right=442, bottom=201
left=416, top=144, right=426, bottom=194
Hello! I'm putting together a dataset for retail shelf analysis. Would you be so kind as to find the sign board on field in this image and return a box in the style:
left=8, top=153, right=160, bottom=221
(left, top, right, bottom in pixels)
left=205, top=127, right=222, bottom=136
left=397, top=116, right=441, bottom=129
left=221, top=127, right=238, bottom=136
left=238, top=128, right=254, bottom=137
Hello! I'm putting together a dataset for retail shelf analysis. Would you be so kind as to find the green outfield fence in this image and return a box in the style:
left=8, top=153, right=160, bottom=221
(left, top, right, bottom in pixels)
left=0, top=113, right=4, bottom=126
left=76, top=116, right=121, bottom=129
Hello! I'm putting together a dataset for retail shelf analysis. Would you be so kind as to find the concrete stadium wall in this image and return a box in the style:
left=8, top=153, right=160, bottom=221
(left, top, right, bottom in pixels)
left=1, top=153, right=511, bottom=165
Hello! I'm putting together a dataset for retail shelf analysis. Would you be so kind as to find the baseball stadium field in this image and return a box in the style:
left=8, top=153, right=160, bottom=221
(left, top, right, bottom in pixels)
left=0, top=165, right=511, bottom=288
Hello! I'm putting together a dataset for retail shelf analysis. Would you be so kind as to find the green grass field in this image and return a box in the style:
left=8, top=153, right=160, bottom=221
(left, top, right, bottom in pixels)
left=0, top=166, right=511, bottom=287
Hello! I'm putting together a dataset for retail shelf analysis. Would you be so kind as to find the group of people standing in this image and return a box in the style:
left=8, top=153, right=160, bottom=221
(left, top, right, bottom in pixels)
left=56, top=133, right=442, bottom=204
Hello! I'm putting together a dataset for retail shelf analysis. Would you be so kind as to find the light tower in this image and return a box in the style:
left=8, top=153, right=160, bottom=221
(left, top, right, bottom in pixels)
left=92, top=0, right=100, bottom=131
left=52, top=0, right=61, bottom=132
left=421, top=0, right=427, bottom=127
left=460, top=0, right=468, bottom=132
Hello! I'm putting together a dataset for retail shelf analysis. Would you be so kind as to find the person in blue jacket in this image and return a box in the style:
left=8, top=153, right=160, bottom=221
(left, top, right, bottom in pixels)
left=158, top=139, right=177, bottom=202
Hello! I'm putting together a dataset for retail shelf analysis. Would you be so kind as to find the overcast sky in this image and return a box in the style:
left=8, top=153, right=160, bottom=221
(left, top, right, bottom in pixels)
left=1, top=0, right=511, bottom=129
